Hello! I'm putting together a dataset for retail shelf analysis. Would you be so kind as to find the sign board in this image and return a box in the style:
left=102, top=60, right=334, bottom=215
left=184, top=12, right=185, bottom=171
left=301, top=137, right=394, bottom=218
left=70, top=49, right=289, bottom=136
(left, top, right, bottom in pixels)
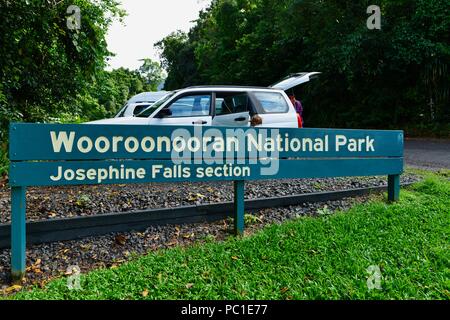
left=9, top=124, right=403, bottom=186
left=8, top=123, right=404, bottom=279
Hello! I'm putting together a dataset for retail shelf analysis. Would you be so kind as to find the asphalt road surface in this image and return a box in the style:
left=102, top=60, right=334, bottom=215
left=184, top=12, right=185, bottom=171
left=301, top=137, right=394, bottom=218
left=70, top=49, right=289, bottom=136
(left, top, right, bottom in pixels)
left=404, top=138, right=450, bottom=170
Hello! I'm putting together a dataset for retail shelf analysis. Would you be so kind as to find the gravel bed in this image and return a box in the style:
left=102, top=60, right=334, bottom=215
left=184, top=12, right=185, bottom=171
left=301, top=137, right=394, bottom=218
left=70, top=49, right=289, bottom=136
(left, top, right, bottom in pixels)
left=0, top=174, right=419, bottom=224
left=0, top=195, right=368, bottom=293
left=0, top=174, right=421, bottom=293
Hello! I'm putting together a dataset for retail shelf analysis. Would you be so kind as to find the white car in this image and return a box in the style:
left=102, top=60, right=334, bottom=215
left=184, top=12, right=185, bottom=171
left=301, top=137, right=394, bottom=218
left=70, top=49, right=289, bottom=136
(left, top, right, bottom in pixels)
left=91, top=72, right=319, bottom=128
left=115, top=91, right=170, bottom=118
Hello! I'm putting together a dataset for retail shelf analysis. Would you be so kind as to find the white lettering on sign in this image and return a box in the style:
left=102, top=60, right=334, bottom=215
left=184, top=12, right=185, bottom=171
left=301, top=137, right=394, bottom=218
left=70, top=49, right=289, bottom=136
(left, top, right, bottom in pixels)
left=50, top=131, right=75, bottom=152
left=141, top=137, right=155, bottom=152
left=124, top=137, right=139, bottom=153
left=77, top=136, right=93, bottom=153
left=48, top=164, right=252, bottom=183
left=95, top=137, right=110, bottom=153
left=50, top=165, right=146, bottom=183
left=49, top=131, right=376, bottom=155
left=196, top=164, right=251, bottom=178
left=112, top=136, right=124, bottom=152
left=335, top=135, right=375, bottom=152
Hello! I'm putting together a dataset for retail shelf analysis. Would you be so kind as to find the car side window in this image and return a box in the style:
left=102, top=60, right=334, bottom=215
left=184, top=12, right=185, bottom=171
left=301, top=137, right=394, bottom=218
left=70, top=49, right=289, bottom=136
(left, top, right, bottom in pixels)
left=163, top=94, right=211, bottom=118
left=133, top=105, right=150, bottom=116
left=215, top=92, right=251, bottom=116
left=253, top=92, right=289, bottom=113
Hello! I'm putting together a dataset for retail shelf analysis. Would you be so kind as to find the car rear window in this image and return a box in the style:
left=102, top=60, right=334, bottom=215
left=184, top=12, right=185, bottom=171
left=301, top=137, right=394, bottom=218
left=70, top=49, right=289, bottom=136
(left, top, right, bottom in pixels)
left=253, top=92, right=289, bottom=113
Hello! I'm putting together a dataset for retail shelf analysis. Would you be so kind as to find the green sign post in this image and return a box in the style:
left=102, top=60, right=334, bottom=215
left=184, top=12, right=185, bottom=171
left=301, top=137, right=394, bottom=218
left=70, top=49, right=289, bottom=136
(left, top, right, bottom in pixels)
left=9, top=123, right=403, bottom=280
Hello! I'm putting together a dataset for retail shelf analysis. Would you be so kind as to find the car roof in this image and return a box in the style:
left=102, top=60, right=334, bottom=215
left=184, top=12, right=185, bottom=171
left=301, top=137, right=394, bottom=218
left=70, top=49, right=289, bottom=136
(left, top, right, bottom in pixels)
left=186, top=85, right=277, bottom=90
left=180, top=86, right=283, bottom=93
left=184, top=72, right=320, bottom=92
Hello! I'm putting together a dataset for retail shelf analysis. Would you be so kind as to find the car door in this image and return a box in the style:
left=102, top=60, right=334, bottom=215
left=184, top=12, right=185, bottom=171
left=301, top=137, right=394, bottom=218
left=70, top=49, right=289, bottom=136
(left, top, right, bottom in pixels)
left=149, top=93, right=212, bottom=126
left=212, top=92, right=251, bottom=127
left=251, top=91, right=298, bottom=128
left=269, top=72, right=321, bottom=91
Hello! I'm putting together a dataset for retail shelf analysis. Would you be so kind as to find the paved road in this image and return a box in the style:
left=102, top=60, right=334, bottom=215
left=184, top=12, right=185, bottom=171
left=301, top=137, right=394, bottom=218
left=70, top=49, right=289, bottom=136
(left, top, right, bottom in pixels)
left=404, top=139, right=450, bottom=170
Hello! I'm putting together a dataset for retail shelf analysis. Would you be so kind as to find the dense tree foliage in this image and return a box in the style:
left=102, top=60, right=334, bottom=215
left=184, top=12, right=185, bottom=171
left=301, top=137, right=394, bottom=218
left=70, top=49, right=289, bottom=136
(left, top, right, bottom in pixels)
left=139, top=58, right=165, bottom=91
left=0, top=0, right=164, bottom=175
left=0, top=0, right=164, bottom=124
left=0, top=0, right=122, bottom=123
left=155, top=31, right=199, bottom=90
left=157, top=0, right=449, bottom=133
left=73, top=67, right=157, bottom=121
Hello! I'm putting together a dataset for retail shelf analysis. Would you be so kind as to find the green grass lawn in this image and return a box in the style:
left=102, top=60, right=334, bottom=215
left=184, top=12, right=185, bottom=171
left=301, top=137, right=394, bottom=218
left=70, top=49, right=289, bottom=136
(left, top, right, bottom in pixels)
left=10, top=174, right=450, bottom=300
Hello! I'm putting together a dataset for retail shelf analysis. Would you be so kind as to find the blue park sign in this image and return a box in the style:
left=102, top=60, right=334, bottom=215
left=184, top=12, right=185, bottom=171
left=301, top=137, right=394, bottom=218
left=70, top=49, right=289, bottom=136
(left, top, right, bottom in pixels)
left=8, top=123, right=404, bottom=279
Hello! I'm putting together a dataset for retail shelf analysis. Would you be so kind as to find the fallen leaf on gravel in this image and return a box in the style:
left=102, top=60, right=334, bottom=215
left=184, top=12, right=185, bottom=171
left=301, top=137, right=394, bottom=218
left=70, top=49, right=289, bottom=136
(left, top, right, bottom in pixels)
left=115, top=234, right=127, bottom=245
left=114, top=259, right=126, bottom=264
left=167, top=241, right=177, bottom=246
left=32, top=268, right=42, bottom=274
left=5, top=285, right=22, bottom=293
left=80, top=244, right=92, bottom=251
left=183, top=233, right=195, bottom=239
left=187, top=193, right=206, bottom=202
left=142, top=289, right=149, bottom=297
left=26, top=259, right=42, bottom=272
